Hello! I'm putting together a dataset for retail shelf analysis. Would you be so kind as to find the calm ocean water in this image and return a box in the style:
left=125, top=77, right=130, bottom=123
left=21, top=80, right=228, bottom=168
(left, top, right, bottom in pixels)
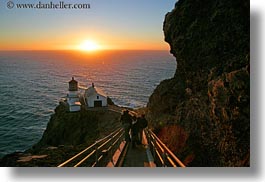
left=0, top=50, right=176, bottom=156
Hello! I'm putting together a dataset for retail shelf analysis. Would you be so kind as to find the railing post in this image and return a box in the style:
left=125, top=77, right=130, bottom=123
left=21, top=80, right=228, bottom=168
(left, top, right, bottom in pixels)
left=95, top=141, right=99, bottom=165
left=152, top=135, right=156, bottom=163
left=162, top=152, right=166, bottom=167
left=110, top=135, right=114, bottom=165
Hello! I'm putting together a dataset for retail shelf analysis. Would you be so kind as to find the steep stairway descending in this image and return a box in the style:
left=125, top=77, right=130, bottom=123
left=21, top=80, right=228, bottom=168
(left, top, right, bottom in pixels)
left=57, top=127, right=185, bottom=167
left=122, top=144, right=149, bottom=167
left=121, top=131, right=155, bottom=167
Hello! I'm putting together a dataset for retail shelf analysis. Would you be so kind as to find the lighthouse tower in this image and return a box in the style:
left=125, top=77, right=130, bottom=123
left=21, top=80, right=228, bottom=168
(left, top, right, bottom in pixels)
left=67, top=77, right=81, bottom=112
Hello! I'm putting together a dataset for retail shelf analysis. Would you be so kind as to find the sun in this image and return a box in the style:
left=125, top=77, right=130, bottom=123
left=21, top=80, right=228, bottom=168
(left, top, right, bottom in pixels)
left=78, top=40, right=100, bottom=51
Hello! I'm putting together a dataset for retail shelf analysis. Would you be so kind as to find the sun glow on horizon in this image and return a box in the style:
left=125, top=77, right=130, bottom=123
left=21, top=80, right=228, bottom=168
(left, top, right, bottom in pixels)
left=78, top=40, right=101, bottom=52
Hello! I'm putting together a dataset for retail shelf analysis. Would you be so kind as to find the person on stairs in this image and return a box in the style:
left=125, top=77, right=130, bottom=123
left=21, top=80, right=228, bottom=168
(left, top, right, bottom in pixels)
left=137, top=114, right=148, bottom=144
left=120, top=110, right=132, bottom=142
left=131, top=115, right=140, bottom=148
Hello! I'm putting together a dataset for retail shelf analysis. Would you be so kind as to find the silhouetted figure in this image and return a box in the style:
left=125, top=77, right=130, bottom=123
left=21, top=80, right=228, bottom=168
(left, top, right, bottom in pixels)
left=131, top=116, right=140, bottom=148
left=137, top=114, right=148, bottom=144
left=120, top=110, right=132, bottom=142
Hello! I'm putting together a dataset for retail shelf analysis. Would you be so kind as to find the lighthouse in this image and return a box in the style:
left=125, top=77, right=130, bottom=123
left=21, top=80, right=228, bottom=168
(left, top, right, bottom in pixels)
left=67, top=77, right=81, bottom=112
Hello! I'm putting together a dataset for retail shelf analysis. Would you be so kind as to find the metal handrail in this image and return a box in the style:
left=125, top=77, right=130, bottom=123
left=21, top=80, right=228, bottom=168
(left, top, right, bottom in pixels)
left=58, top=123, right=185, bottom=167
left=58, top=128, right=123, bottom=167
left=145, top=128, right=186, bottom=167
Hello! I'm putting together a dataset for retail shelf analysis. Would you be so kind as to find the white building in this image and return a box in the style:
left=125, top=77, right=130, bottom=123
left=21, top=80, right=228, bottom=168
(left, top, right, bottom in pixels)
left=85, top=83, right=108, bottom=108
left=67, top=77, right=81, bottom=112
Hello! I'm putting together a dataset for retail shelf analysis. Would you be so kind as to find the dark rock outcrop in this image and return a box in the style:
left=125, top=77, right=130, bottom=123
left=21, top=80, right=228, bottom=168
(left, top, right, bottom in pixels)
left=34, top=102, right=121, bottom=149
left=0, top=102, right=122, bottom=166
left=147, top=0, right=249, bottom=166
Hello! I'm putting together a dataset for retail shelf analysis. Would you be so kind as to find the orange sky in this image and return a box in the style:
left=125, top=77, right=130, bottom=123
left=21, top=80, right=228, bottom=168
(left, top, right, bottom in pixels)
left=0, top=1, right=175, bottom=51
left=0, top=30, right=170, bottom=51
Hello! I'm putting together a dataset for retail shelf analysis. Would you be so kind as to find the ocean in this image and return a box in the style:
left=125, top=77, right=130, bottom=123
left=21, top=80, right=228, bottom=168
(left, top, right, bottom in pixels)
left=0, top=50, right=176, bottom=156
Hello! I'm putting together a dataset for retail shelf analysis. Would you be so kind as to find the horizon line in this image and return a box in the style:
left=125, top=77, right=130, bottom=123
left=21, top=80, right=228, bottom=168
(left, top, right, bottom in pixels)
left=0, top=49, right=171, bottom=52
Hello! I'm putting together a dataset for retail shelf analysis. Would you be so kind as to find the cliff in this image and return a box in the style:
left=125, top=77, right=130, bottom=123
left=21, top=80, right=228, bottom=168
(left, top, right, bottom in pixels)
left=0, top=102, right=122, bottom=166
left=147, top=0, right=249, bottom=166
left=33, top=102, right=121, bottom=149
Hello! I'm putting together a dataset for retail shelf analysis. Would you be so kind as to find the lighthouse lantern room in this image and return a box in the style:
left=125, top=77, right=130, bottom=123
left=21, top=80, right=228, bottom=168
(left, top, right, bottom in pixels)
left=67, top=77, right=81, bottom=112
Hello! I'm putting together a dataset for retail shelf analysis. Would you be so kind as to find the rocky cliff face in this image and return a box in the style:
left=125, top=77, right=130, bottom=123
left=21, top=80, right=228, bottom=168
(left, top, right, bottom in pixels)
left=34, top=102, right=121, bottom=149
left=0, top=102, right=121, bottom=166
left=147, top=0, right=249, bottom=166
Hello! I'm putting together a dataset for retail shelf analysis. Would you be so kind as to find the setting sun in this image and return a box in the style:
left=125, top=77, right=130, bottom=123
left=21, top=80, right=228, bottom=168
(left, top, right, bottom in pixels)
left=78, top=40, right=100, bottom=51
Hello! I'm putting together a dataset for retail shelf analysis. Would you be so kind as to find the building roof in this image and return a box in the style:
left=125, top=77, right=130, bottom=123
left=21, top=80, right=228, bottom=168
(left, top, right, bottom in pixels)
left=85, top=86, right=107, bottom=98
